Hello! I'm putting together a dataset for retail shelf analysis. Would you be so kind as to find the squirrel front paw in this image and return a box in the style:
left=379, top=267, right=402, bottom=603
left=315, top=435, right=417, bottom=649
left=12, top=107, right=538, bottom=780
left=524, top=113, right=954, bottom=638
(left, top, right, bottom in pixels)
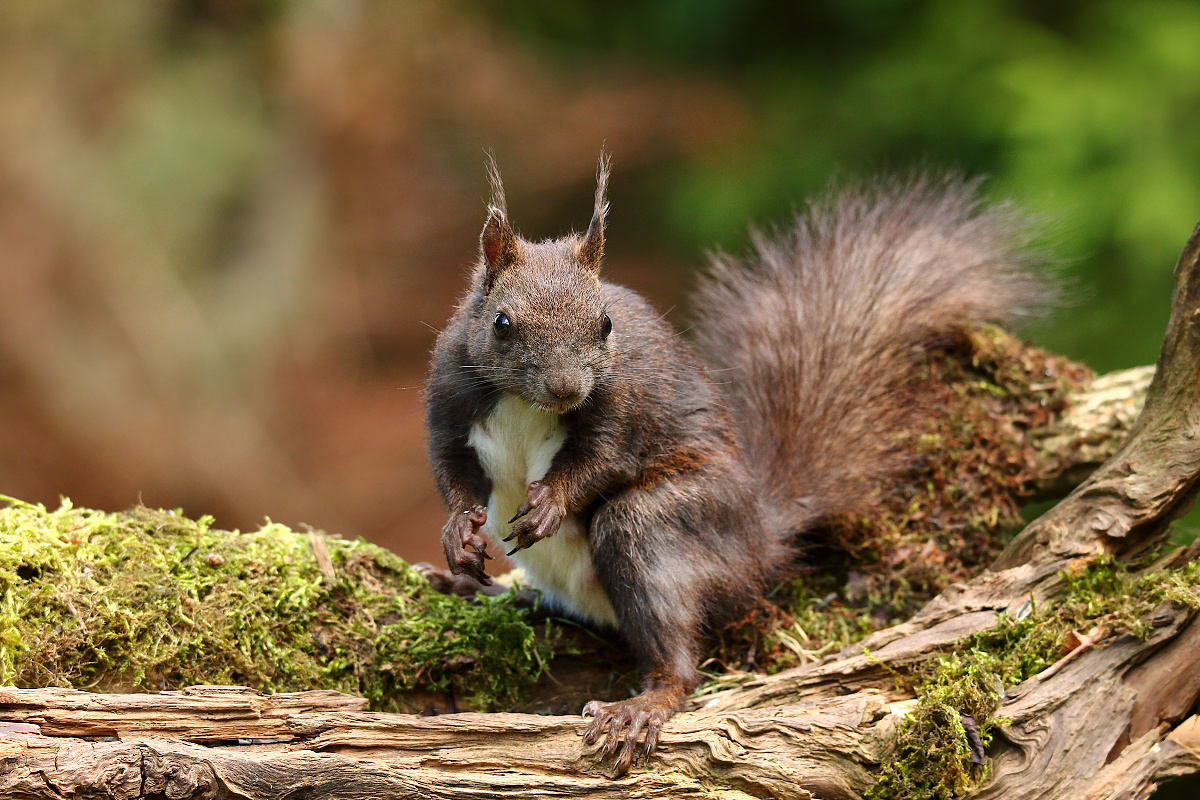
left=441, top=505, right=493, bottom=584
left=503, top=481, right=566, bottom=555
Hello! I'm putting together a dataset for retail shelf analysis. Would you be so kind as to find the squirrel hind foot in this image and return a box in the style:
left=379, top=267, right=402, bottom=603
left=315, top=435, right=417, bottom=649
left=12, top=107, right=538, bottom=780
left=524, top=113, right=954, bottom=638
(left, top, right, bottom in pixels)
left=415, top=563, right=505, bottom=598
left=581, top=686, right=685, bottom=777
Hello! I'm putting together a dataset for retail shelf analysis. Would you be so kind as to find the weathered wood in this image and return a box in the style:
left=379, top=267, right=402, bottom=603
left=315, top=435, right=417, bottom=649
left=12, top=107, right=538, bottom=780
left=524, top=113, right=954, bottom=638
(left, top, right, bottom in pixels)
left=1031, top=365, right=1153, bottom=496
left=977, top=614, right=1200, bottom=800
left=0, top=619, right=1196, bottom=800
left=0, top=685, right=365, bottom=740
left=0, top=221, right=1198, bottom=798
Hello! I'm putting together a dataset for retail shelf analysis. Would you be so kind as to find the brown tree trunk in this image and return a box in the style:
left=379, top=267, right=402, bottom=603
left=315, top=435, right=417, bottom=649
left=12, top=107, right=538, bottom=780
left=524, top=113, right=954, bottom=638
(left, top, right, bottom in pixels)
left=1, top=222, right=1198, bottom=798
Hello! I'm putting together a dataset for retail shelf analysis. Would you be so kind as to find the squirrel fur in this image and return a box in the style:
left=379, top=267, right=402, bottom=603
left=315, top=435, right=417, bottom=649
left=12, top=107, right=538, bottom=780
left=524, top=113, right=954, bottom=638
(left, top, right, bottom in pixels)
left=423, top=158, right=1048, bottom=774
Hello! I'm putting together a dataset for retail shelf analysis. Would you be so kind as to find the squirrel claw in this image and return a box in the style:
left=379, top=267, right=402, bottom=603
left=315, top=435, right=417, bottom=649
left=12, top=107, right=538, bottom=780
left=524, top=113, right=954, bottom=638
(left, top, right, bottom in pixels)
left=508, top=483, right=545, bottom=523
left=641, top=724, right=661, bottom=760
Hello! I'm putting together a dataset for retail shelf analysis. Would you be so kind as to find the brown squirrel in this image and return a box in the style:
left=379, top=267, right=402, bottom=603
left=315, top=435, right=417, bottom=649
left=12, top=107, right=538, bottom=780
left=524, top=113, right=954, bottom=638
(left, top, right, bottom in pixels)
left=423, top=156, right=1047, bottom=775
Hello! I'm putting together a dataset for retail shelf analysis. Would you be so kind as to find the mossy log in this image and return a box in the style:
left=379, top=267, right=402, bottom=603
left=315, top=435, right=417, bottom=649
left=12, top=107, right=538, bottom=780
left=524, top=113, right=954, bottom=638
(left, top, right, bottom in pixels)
left=1, top=223, right=1198, bottom=797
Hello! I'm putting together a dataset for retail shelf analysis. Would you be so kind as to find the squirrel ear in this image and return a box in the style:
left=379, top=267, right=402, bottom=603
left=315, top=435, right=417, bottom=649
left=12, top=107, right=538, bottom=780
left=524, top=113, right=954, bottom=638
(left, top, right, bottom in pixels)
left=480, top=154, right=518, bottom=291
left=578, top=152, right=610, bottom=272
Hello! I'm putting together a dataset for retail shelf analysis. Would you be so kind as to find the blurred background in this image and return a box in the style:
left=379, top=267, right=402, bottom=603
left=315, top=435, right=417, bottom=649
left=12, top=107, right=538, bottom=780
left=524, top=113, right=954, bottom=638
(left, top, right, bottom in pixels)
left=2, top=0, right=1200, bottom=568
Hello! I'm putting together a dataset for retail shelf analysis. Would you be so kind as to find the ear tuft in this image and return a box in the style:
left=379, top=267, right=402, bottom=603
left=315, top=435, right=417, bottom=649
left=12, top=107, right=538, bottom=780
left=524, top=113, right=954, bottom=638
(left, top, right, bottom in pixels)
left=578, top=151, right=610, bottom=272
left=480, top=152, right=518, bottom=291
left=484, top=150, right=508, bottom=222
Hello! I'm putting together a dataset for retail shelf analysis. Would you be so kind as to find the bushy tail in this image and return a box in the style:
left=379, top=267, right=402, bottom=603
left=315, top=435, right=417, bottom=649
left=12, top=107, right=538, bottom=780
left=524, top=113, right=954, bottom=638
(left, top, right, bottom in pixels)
left=690, top=174, right=1052, bottom=547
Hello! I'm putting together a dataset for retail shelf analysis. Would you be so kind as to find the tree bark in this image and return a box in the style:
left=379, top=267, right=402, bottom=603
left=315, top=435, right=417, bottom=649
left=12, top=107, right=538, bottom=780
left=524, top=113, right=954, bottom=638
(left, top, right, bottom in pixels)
left=1, top=222, right=1198, bottom=798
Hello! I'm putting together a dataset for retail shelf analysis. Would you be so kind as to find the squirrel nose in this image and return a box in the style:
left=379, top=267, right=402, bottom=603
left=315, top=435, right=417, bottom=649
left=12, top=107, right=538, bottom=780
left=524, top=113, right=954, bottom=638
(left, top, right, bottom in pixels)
left=545, top=375, right=581, bottom=402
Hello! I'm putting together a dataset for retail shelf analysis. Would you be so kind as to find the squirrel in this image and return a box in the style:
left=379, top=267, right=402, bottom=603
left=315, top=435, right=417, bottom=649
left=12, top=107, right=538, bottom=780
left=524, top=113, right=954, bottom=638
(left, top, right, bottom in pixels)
left=423, top=155, right=1048, bottom=775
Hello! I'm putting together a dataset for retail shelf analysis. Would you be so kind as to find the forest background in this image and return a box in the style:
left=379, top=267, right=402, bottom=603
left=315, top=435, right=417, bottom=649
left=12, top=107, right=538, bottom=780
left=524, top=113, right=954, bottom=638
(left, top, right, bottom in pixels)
left=1, top=0, right=1198, bottom=569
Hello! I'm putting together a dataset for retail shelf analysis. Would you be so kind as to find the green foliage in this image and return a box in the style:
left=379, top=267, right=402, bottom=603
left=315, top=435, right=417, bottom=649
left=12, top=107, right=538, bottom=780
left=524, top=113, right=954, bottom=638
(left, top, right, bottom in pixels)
left=0, top=498, right=554, bottom=711
left=482, top=0, right=1200, bottom=373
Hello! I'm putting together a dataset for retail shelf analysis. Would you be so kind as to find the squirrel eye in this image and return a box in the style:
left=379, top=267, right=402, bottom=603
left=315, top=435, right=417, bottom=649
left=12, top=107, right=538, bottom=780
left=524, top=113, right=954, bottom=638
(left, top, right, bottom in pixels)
left=600, top=313, right=612, bottom=339
left=493, top=311, right=512, bottom=339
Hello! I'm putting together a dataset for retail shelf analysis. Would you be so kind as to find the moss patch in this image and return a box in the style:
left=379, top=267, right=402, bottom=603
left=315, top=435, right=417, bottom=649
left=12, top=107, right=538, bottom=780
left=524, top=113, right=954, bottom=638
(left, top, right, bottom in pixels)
left=0, top=497, right=555, bottom=711
left=866, top=556, right=1200, bottom=800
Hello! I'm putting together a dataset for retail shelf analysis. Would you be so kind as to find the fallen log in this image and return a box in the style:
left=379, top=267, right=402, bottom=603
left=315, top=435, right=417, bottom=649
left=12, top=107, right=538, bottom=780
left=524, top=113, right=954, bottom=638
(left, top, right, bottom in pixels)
left=1, top=220, right=1197, bottom=798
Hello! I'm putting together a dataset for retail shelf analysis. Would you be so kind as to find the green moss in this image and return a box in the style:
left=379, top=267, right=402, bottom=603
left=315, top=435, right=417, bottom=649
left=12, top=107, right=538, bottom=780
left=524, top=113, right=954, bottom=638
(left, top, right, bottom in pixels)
left=867, top=654, right=1002, bottom=800
left=866, top=556, right=1200, bottom=800
left=0, top=497, right=555, bottom=711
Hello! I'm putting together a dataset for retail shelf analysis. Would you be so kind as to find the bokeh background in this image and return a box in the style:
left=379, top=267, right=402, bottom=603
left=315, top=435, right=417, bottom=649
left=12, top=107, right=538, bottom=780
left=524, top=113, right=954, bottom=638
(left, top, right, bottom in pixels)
left=3, top=0, right=1200, bottom=573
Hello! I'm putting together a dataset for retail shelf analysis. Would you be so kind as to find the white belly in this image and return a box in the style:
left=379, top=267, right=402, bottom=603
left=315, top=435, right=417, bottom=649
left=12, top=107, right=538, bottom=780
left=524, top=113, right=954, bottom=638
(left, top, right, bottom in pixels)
left=467, top=395, right=618, bottom=628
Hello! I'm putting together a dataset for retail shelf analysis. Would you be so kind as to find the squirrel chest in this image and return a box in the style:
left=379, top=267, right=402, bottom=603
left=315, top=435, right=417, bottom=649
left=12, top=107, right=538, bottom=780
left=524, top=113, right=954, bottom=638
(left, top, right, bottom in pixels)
left=467, top=395, right=619, bottom=628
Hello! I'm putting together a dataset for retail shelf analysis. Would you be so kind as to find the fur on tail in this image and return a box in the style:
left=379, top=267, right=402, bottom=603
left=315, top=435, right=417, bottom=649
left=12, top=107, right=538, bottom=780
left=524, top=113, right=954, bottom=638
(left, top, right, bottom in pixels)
left=690, top=174, right=1052, bottom=551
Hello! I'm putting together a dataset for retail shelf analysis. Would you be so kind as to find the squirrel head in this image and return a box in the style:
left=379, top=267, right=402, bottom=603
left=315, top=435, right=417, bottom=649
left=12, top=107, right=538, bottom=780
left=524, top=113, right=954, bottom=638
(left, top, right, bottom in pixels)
left=465, top=154, right=614, bottom=414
